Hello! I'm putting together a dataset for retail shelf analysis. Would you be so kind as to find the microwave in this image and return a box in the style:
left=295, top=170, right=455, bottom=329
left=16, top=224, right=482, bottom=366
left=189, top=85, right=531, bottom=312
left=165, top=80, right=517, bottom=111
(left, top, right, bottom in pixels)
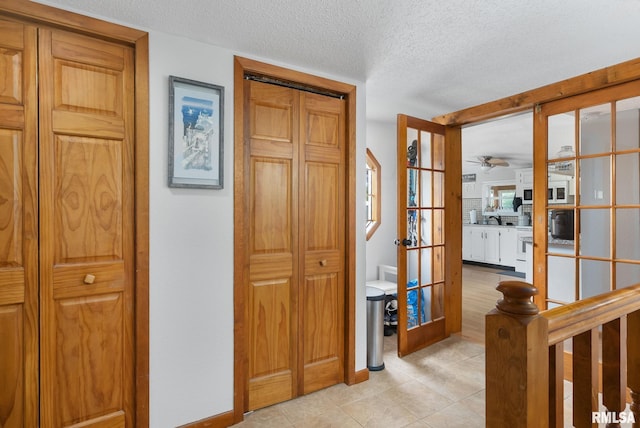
left=548, top=181, right=568, bottom=203
left=522, top=188, right=533, bottom=204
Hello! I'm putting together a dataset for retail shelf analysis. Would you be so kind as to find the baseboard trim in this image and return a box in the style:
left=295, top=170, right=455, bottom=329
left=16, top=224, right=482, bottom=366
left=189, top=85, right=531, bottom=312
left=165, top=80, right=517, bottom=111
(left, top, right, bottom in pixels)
left=354, top=368, right=369, bottom=384
left=178, top=410, right=235, bottom=428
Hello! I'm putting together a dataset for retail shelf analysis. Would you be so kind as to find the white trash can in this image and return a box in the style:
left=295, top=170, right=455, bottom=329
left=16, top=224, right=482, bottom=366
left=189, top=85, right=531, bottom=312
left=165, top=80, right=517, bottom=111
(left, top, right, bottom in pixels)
left=366, top=286, right=385, bottom=371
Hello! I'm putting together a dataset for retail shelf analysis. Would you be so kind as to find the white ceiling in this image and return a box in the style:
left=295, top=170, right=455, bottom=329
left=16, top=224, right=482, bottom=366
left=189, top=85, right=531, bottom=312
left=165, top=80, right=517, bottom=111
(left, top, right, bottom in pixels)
left=36, top=0, right=640, bottom=174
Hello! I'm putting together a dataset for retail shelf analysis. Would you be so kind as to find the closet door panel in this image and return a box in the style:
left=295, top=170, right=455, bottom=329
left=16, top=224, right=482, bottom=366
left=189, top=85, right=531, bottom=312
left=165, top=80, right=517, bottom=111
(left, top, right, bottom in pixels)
left=246, top=81, right=298, bottom=411
left=300, top=92, right=345, bottom=394
left=0, top=19, right=38, bottom=428
left=39, top=29, right=134, bottom=427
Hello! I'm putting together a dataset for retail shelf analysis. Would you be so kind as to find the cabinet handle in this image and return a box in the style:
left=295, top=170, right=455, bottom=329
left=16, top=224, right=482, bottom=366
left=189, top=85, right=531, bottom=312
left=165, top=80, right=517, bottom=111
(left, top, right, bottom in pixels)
left=319, top=259, right=327, bottom=267
left=83, top=274, right=96, bottom=285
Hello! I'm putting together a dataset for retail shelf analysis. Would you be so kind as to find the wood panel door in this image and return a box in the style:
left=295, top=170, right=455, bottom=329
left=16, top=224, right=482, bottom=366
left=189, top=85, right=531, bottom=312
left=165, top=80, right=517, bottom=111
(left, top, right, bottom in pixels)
left=244, top=79, right=346, bottom=410
left=299, top=91, right=345, bottom=395
left=38, top=29, right=135, bottom=427
left=0, top=18, right=39, bottom=428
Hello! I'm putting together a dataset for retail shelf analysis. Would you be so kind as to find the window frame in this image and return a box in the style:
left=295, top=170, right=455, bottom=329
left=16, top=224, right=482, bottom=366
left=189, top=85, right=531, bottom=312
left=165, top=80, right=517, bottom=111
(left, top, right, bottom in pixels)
left=365, top=148, right=381, bottom=240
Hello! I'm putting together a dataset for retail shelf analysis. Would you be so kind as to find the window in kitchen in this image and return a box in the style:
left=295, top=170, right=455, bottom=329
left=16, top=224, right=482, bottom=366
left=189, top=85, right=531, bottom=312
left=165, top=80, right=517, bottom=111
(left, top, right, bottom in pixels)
left=366, top=148, right=381, bottom=240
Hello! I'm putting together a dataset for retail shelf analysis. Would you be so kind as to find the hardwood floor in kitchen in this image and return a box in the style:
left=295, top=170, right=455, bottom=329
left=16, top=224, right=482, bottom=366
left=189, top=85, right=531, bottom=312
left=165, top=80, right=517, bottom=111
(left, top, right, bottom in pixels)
left=460, top=263, right=520, bottom=344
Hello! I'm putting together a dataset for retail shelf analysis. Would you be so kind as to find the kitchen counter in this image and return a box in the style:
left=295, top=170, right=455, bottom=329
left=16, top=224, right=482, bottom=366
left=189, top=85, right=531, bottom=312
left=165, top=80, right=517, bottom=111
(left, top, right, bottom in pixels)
left=521, top=236, right=574, bottom=246
left=463, top=223, right=516, bottom=228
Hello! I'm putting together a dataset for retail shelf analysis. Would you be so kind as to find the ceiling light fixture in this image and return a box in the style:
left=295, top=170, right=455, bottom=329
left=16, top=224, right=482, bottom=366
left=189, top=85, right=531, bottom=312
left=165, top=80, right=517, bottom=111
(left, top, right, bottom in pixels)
left=557, top=145, right=575, bottom=158
left=480, top=163, right=492, bottom=172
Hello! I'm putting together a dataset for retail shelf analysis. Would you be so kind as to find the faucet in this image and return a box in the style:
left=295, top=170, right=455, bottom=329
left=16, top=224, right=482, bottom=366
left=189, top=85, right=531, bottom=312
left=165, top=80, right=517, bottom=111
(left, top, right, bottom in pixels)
left=488, top=215, right=502, bottom=225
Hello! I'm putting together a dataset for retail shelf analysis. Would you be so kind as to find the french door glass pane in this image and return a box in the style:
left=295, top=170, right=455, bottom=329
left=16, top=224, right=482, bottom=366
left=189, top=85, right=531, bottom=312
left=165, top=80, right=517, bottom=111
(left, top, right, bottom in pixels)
left=548, top=112, right=575, bottom=159
left=421, top=209, right=432, bottom=246
left=616, top=153, right=640, bottom=205
left=420, top=287, right=431, bottom=323
left=616, top=96, right=640, bottom=151
left=433, top=171, right=444, bottom=208
left=580, top=103, right=611, bottom=156
left=579, top=208, right=610, bottom=258
left=431, top=282, right=444, bottom=319
left=420, top=130, right=431, bottom=168
left=407, top=250, right=418, bottom=287
left=421, top=171, right=432, bottom=207
left=548, top=160, right=575, bottom=187
left=616, top=262, right=640, bottom=289
left=615, top=208, right=640, bottom=260
left=580, top=259, right=610, bottom=298
left=547, top=255, right=575, bottom=303
left=433, top=246, right=444, bottom=283
left=579, top=156, right=611, bottom=205
left=407, top=128, right=418, bottom=166
left=432, top=133, right=445, bottom=170
left=420, top=248, right=432, bottom=285
left=433, top=209, right=444, bottom=245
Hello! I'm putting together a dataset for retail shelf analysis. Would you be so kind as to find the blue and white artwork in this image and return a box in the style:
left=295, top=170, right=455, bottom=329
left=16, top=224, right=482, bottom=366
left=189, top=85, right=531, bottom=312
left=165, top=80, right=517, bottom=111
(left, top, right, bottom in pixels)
left=169, top=77, right=223, bottom=188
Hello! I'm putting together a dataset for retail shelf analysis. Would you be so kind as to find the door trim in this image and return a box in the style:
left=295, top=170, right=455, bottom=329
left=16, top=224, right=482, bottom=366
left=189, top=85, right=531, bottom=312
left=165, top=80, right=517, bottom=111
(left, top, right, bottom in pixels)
left=233, top=56, right=357, bottom=423
left=0, top=2, right=151, bottom=426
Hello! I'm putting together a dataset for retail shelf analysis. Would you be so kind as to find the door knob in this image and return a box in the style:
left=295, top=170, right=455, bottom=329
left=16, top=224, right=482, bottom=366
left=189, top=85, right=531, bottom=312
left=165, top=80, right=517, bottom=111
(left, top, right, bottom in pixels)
left=401, top=238, right=412, bottom=247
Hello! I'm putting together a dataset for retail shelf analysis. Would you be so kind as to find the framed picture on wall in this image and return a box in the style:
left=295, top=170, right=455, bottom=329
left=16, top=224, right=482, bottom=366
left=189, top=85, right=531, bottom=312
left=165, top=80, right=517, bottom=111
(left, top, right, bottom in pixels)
left=168, top=75, right=224, bottom=189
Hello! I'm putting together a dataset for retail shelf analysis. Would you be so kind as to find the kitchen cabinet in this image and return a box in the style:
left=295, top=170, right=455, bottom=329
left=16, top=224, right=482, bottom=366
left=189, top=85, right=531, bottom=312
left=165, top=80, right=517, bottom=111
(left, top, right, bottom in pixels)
left=499, top=227, right=517, bottom=267
left=462, top=225, right=516, bottom=267
left=515, top=168, right=533, bottom=198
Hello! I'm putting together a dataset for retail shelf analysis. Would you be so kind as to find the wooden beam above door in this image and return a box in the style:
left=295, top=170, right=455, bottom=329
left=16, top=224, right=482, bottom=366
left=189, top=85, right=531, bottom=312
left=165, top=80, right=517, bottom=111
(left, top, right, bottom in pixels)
left=433, top=57, right=640, bottom=126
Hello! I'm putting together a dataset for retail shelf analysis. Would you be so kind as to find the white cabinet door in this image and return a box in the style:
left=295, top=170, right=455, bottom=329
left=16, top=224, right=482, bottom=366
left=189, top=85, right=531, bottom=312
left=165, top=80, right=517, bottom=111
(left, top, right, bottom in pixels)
left=469, top=228, right=486, bottom=262
left=483, top=227, right=501, bottom=264
left=515, top=168, right=533, bottom=198
left=462, top=226, right=473, bottom=260
left=498, top=227, right=517, bottom=267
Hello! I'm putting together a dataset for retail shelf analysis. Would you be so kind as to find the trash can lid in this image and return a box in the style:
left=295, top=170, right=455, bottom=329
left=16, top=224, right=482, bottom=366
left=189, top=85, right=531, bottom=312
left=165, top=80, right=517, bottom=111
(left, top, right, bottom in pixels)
left=366, top=286, right=386, bottom=301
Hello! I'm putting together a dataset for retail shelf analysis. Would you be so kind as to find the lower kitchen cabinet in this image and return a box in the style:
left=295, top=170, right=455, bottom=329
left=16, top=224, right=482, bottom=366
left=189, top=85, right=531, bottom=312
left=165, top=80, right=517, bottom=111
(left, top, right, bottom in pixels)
left=463, top=225, right=516, bottom=268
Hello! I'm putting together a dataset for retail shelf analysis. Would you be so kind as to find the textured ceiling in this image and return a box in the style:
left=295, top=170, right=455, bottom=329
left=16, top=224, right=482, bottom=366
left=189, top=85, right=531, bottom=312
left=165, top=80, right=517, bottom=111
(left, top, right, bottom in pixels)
left=35, top=0, right=640, bottom=172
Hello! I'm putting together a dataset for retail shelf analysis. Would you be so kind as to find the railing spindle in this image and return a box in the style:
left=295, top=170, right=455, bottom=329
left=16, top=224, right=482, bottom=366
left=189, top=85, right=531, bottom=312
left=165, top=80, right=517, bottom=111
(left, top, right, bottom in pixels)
left=572, top=328, right=599, bottom=428
left=549, top=343, right=564, bottom=428
left=602, top=317, right=626, bottom=428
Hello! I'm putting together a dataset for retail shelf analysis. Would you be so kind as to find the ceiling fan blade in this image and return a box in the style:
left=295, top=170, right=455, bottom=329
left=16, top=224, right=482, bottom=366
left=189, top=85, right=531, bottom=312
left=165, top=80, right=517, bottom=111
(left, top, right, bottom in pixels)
left=488, top=159, right=509, bottom=167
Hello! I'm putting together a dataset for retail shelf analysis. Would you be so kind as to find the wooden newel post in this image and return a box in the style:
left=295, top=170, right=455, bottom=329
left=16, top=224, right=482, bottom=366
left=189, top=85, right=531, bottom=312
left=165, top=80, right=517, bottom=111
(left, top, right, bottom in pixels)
left=486, top=281, right=549, bottom=428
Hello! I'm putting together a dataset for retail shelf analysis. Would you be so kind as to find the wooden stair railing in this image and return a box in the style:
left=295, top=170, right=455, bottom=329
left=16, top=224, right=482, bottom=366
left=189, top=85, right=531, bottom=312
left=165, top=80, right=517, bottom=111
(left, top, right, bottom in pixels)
left=486, top=280, right=640, bottom=428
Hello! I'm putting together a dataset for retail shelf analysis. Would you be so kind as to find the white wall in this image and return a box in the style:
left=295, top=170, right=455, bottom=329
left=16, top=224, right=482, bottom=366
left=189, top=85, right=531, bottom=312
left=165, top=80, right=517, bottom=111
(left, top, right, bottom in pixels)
left=365, top=120, right=398, bottom=280
left=146, top=32, right=367, bottom=427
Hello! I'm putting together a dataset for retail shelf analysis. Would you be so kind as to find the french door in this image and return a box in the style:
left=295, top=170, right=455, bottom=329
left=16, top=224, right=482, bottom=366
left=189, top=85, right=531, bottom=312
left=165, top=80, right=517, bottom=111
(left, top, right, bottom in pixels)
left=396, top=114, right=462, bottom=356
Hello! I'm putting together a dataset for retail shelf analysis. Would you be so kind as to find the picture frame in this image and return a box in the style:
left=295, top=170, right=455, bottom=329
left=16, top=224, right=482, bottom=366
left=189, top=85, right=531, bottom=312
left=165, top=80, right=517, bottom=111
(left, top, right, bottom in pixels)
left=168, top=75, right=224, bottom=189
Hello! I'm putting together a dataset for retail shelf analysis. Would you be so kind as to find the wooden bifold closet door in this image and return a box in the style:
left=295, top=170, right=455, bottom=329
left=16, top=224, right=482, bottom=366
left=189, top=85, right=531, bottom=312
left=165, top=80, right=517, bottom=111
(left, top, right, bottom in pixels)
left=0, top=19, right=135, bottom=427
left=245, top=79, right=346, bottom=410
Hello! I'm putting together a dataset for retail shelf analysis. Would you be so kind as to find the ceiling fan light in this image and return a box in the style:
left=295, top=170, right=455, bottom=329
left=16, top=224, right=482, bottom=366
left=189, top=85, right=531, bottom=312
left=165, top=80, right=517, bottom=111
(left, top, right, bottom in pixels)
left=557, top=145, right=575, bottom=158
left=480, top=164, right=492, bottom=172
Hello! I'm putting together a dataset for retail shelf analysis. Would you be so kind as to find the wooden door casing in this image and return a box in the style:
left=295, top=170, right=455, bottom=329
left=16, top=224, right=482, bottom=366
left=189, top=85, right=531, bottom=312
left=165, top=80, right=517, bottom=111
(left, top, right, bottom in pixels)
left=245, top=80, right=346, bottom=410
left=38, top=29, right=135, bottom=427
left=0, top=18, right=39, bottom=428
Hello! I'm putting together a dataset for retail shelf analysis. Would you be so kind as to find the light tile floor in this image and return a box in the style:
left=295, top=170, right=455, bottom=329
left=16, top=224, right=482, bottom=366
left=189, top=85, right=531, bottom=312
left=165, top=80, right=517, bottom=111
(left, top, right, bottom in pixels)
left=233, top=333, right=486, bottom=428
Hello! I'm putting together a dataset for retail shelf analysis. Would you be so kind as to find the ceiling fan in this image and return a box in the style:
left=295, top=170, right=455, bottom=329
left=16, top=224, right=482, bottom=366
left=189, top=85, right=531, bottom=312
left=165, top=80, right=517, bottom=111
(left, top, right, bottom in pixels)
left=467, top=155, right=510, bottom=172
